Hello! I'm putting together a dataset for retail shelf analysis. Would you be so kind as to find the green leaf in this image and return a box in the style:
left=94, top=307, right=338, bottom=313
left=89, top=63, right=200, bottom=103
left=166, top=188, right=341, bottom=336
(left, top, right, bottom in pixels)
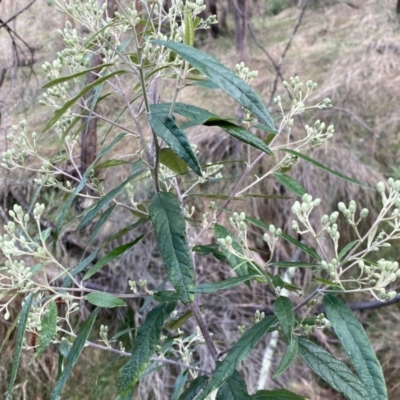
left=154, top=41, right=275, bottom=131
left=281, top=150, right=370, bottom=188
left=203, top=120, right=273, bottom=155
left=118, top=302, right=176, bottom=396
left=273, top=336, right=298, bottom=378
left=195, top=316, right=278, bottom=400
left=271, top=261, right=319, bottom=268
left=323, top=294, right=387, bottom=399
left=193, top=274, right=257, bottom=294
left=87, top=204, right=116, bottom=247
left=153, top=290, right=182, bottom=303
left=62, top=250, right=99, bottom=288
left=272, top=275, right=301, bottom=293
left=43, top=70, right=128, bottom=133
left=178, top=376, right=209, bottom=400
left=151, top=102, right=215, bottom=122
left=149, top=112, right=202, bottom=176
left=338, top=240, right=359, bottom=261
left=6, top=294, right=33, bottom=400
left=42, top=62, right=114, bottom=88
left=214, top=224, right=250, bottom=279
left=85, top=292, right=127, bottom=308
left=58, top=338, right=71, bottom=358
left=298, top=336, right=369, bottom=400
left=273, top=173, right=306, bottom=197
left=186, top=194, right=241, bottom=200
left=252, top=389, right=307, bottom=400
left=171, top=370, right=189, bottom=400
left=253, top=124, right=277, bottom=134
left=104, top=218, right=148, bottom=246
left=77, top=166, right=145, bottom=230
left=149, top=192, right=195, bottom=304
left=274, top=296, right=295, bottom=343
left=159, top=148, right=189, bottom=175
left=246, top=217, right=321, bottom=261
left=55, top=133, right=128, bottom=239
left=166, top=309, right=196, bottom=330
left=313, top=277, right=343, bottom=290
left=35, top=302, right=57, bottom=357
left=51, top=308, right=99, bottom=400
left=192, top=79, right=219, bottom=89
left=192, top=244, right=227, bottom=261
left=216, top=369, right=251, bottom=400
left=183, top=6, right=194, bottom=46
left=40, top=227, right=52, bottom=243
left=83, top=234, right=145, bottom=280
left=94, top=159, right=128, bottom=169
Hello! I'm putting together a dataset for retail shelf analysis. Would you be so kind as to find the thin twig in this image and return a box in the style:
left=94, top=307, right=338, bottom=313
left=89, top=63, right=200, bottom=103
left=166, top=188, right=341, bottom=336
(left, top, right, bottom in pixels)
left=268, top=1, right=310, bottom=107
left=329, top=106, right=377, bottom=137
left=0, top=0, right=37, bottom=29
left=190, top=301, right=218, bottom=362
left=58, top=328, right=212, bottom=375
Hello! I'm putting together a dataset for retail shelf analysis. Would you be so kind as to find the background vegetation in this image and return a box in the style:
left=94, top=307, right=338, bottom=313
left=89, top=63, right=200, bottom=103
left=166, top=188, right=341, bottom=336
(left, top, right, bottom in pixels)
left=1, top=0, right=400, bottom=399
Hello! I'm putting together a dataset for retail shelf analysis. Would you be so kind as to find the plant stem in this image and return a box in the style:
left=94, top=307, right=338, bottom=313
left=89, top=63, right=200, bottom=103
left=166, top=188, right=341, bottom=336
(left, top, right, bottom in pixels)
left=190, top=301, right=218, bottom=362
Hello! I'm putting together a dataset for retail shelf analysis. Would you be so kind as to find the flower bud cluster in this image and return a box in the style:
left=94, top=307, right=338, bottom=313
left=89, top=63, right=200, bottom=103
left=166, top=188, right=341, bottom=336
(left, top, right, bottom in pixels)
left=305, top=119, right=335, bottom=148
left=358, top=258, right=399, bottom=301
left=230, top=212, right=248, bottom=246
left=321, top=258, right=340, bottom=281
left=236, top=62, right=258, bottom=84
left=291, top=193, right=321, bottom=230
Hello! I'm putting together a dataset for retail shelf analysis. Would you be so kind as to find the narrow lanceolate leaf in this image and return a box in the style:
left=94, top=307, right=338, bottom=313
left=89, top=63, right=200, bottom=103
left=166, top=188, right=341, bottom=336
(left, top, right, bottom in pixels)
left=153, top=40, right=275, bottom=131
left=245, top=217, right=321, bottom=261
left=214, top=224, right=250, bottom=279
left=43, top=70, right=128, bottom=133
left=85, top=292, right=127, bottom=308
left=171, top=371, right=189, bottom=400
left=183, top=6, right=194, bottom=47
left=178, top=376, right=208, bottom=400
left=51, top=308, right=99, bottom=400
left=149, top=111, right=202, bottom=176
left=118, top=302, right=176, bottom=396
left=273, top=173, right=306, bottom=197
left=271, top=261, right=319, bottom=268
left=298, top=337, right=369, bottom=400
left=192, top=244, right=227, bottom=261
left=35, top=302, right=57, bottom=357
left=252, top=389, right=307, bottom=400
left=281, top=150, right=370, bottom=188
left=149, top=192, right=195, bottom=304
left=203, top=120, right=273, bottom=155
left=338, top=240, right=359, bottom=261
left=195, top=316, right=278, bottom=400
left=42, top=62, right=114, bottom=88
left=94, top=159, right=128, bottom=169
left=151, top=102, right=216, bottom=122
left=273, top=336, right=299, bottom=378
left=83, top=234, right=145, bottom=280
left=56, top=133, right=128, bottom=238
left=274, top=296, right=295, bottom=343
left=62, top=250, right=99, bottom=288
left=159, top=148, right=189, bottom=175
left=193, top=275, right=257, bottom=294
left=77, top=167, right=145, bottom=230
left=6, top=294, right=33, bottom=400
left=216, top=370, right=251, bottom=400
left=323, top=294, right=387, bottom=399
left=87, top=204, right=116, bottom=247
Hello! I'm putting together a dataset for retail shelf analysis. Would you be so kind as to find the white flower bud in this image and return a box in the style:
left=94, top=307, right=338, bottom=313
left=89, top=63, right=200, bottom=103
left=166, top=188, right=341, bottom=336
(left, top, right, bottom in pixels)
left=376, top=182, right=385, bottom=193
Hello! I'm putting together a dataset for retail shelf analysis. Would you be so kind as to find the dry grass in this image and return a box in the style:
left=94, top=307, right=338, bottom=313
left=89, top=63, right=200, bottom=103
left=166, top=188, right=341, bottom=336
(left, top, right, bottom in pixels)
left=2, top=0, right=400, bottom=399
